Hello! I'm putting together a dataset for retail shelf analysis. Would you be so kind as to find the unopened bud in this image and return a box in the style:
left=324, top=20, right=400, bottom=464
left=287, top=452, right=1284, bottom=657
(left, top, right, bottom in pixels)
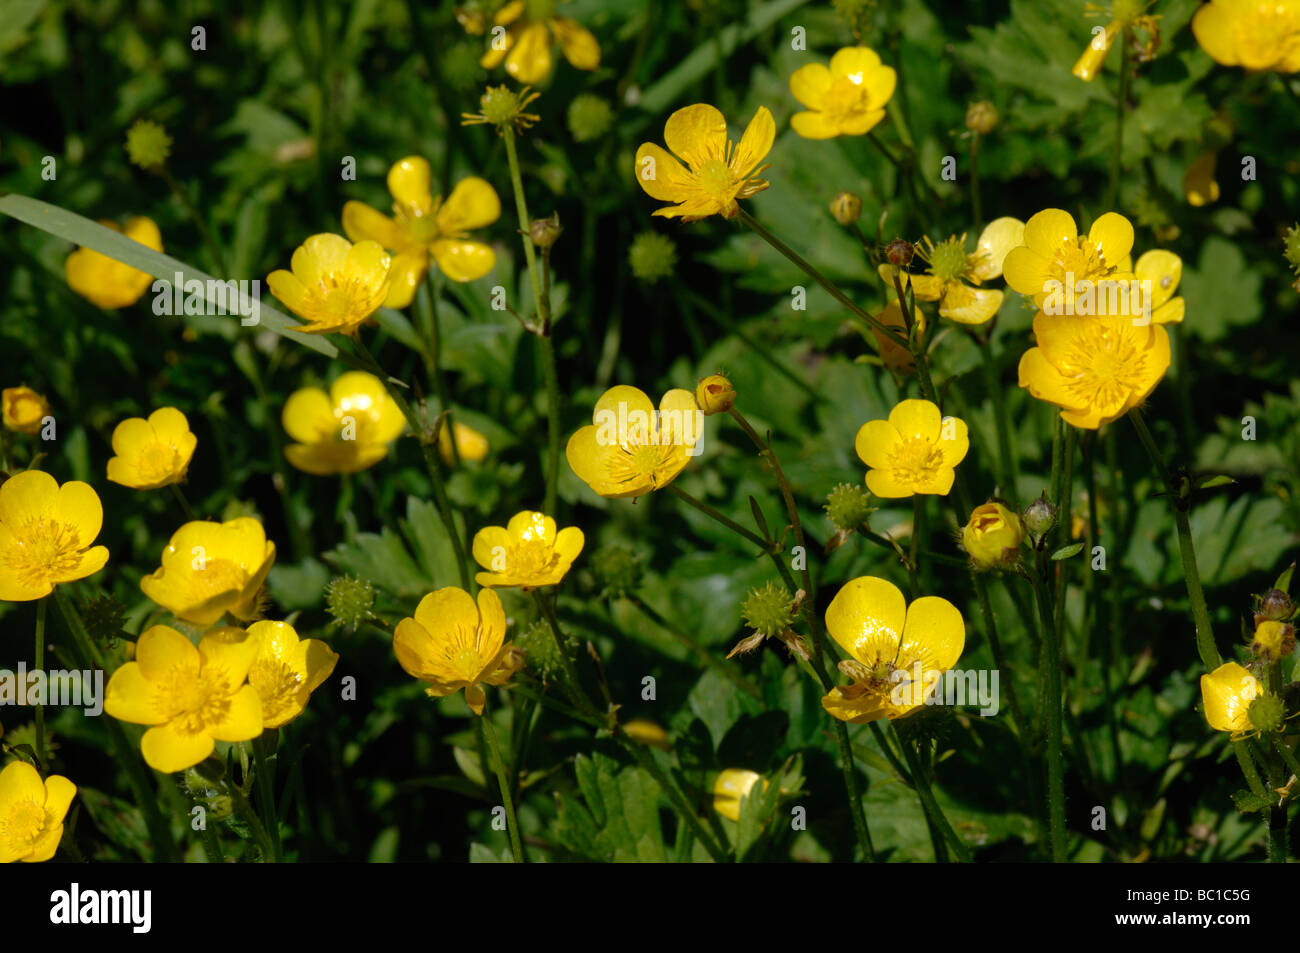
left=829, top=191, right=862, bottom=226
left=529, top=213, right=562, bottom=249
left=964, top=101, right=998, bottom=135
left=1251, top=620, right=1296, bottom=663
left=695, top=374, right=736, bottom=416
left=1022, top=493, right=1057, bottom=538
left=1254, top=588, right=1295, bottom=627
left=885, top=238, right=914, bottom=269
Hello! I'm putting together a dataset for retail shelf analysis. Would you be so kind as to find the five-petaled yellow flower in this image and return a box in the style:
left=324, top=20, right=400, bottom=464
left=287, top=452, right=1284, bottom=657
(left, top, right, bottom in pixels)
left=282, top=371, right=406, bottom=475
left=788, top=46, right=896, bottom=139
left=1017, top=311, right=1170, bottom=429
left=878, top=217, right=1025, bottom=325
left=439, top=421, right=490, bottom=465
left=139, top=518, right=277, bottom=626
left=1199, top=661, right=1263, bottom=737
left=474, top=0, right=600, bottom=85
left=472, top=510, right=584, bottom=589
left=822, top=576, right=966, bottom=724
left=0, top=470, right=109, bottom=602
left=342, top=157, right=500, bottom=308
left=104, top=625, right=264, bottom=773
left=1193, top=0, right=1300, bottom=72
left=635, top=104, right=775, bottom=221
left=2, top=387, right=50, bottom=435
left=0, top=761, right=76, bottom=863
left=855, top=399, right=969, bottom=498
left=1002, top=209, right=1134, bottom=306
left=393, top=587, right=524, bottom=716
left=566, top=385, right=701, bottom=498
left=207, top=621, right=339, bottom=729
left=713, top=768, right=767, bottom=822
left=106, top=407, right=198, bottom=490
left=962, top=502, right=1024, bottom=570
left=65, top=216, right=162, bottom=310
left=266, top=233, right=392, bottom=335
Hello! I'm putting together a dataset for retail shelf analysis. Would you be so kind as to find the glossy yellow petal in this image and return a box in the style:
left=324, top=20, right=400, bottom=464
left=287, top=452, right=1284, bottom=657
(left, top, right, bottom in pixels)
left=476, top=587, right=507, bottom=651
left=788, top=63, right=832, bottom=109
left=790, top=110, right=840, bottom=139
left=634, top=142, right=695, bottom=201
left=1023, top=208, right=1077, bottom=254
left=732, top=106, right=775, bottom=177
left=41, top=775, right=77, bottom=828
left=291, top=233, right=352, bottom=287
left=821, top=686, right=891, bottom=724
left=888, top=398, right=943, bottom=443
left=141, top=722, right=215, bottom=773
left=302, top=638, right=340, bottom=693
left=554, top=526, right=585, bottom=563
left=829, top=45, right=883, bottom=77
left=383, top=247, right=429, bottom=309
left=282, top=387, right=335, bottom=444
left=1087, top=212, right=1134, bottom=268
left=341, top=200, right=406, bottom=249
left=1191, top=2, right=1239, bottom=67
left=1134, top=249, right=1182, bottom=310
left=473, top=525, right=514, bottom=571
left=505, top=22, right=553, bottom=84
left=266, top=270, right=311, bottom=317
left=854, top=419, right=898, bottom=469
left=864, top=469, right=920, bottom=498
left=53, top=480, right=103, bottom=545
left=413, top=587, right=480, bottom=639
left=0, top=759, right=45, bottom=804
left=663, top=103, right=728, bottom=168
left=104, top=662, right=168, bottom=724
left=552, top=16, right=600, bottom=70
left=898, top=596, right=965, bottom=674
left=971, top=216, right=1026, bottom=281
left=939, top=284, right=1003, bottom=324
left=0, top=469, right=58, bottom=526
left=1001, top=246, right=1054, bottom=299
left=198, top=629, right=259, bottom=686
left=209, top=684, right=264, bottom=742
left=1200, top=661, right=1259, bottom=733
left=825, top=575, right=906, bottom=665
left=387, top=156, right=434, bottom=216
left=437, top=177, right=501, bottom=234
left=431, top=239, right=496, bottom=282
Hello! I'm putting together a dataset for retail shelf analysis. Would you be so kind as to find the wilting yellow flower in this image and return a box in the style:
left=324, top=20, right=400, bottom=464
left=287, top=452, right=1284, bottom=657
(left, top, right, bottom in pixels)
left=282, top=372, right=405, bottom=476
left=870, top=298, right=925, bottom=375
left=65, top=216, right=162, bottom=309
left=1183, top=150, right=1221, bottom=206
left=1017, top=311, right=1170, bottom=429
left=475, top=0, right=600, bottom=85
left=878, top=217, right=1025, bottom=325
left=855, top=399, right=969, bottom=498
left=139, top=518, right=276, bottom=626
left=1132, top=250, right=1185, bottom=324
left=822, top=576, right=966, bottom=723
left=962, top=502, right=1024, bottom=570
left=634, top=104, right=775, bottom=221
left=1073, top=21, right=1121, bottom=80
left=438, top=420, right=490, bottom=465
left=0, top=761, right=76, bottom=863
left=207, top=621, right=339, bottom=729
left=788, top=46, right=896, bottom=138
left=472, top=510, right=584, bottom=589
left=1200, top=661, right=1263, bottom=736
left=1002, top=209, right=1134, bottom=306
left=393, top=587, right=523, bottom=715
left=1252, top=620, right=1297, bottom=662
left=2, top=387, right=50, bottom=435
left=566, top=385, right=701, bottom=498
left=342, top=157, right=500, bottom=308
left=0, top=470, right=109, bottom=602
left=106, top=407, right=198, bottom=490
left=713, top=768, right=767, bottom=822
left=266, top=233, right=391, bottom=335
left=104, top=625, right=263, bottom=772
left=1193, top=0, right=1300, bottom=72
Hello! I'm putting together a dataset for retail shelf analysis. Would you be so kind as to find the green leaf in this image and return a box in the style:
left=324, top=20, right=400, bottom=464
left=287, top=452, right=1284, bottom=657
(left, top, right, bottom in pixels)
left=1194, top=475, right=1236, bottom=490
left=1230, top=789, right=1273, bottom=814
left=1180, top=236, right=1264, bottom=343
left=1274, top=562, right=1295, bottom=595
left=1051, top=542, right=1084, bottom=561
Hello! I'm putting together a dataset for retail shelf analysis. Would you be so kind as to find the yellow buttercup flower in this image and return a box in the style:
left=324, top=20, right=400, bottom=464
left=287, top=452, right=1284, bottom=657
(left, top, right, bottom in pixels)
left=475, top=0, right=600, bottom=84
left=207, top=621, right=339, bottom=729
left=822, top=576, right=966, bottom=724
left=2, top=387, right=50, bottom=435
left=962, top=502, right=1024, bottom=570
left=1002, top=209, right=1134, bottom=306
left=1072, top=21, right=1121, bottom=81
left=0, top=471, right=109, bottom=602
left=472, top=510, right=584, bottom=589
left=566, top=385, right=701, bottom=498
left=788, top=46, right=896, bottom=138
left=713, top=768, right=767, bottom=822
left=65, top=216, right=162, bottom=309
left=393, top=587, right=524, bottom=715
left=106, top=407, right=198, bottom=490
left=1193, top=0, right=1300, bottom=72
left=1017, top=311, right=1170, bottom=429
left=342, top=157, right=500, bottom=308
left=1200, top=661, right=1263, bottom=736
left=634, top=104, right=775, bottom=221
left=0, top=761, right=76, bottom=863
left=282, top=372, right=405, bottom=476
left=104, top=625, right=263, bottom=773
left=266, top=233, right=392, bottom=335
left=854, top=399, right=969, bottom=498
left=877, top=217, right=1025, bottom=325
left=139, top=518, right=276, bottom=626
left=438, top=420, right=491, bottom=465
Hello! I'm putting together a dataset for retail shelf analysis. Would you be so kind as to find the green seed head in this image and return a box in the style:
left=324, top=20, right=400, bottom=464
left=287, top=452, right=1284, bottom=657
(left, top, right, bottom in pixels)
left=324, top=575, right=376, bottom=630
left=1246, top=692, right=1285, bottom=733
left=629, top=231, right=678, bottom=283
left=124, top=119, right=172, bottom=169
left=567, top=94, right=614, bottom=143
left=742, top=581, right=795, bottom=637
left=825, top=482, right=875, bottom=532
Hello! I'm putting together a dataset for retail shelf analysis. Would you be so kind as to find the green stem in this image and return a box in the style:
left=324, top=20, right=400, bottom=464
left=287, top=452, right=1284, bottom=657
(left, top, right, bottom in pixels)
left=1270, top=733, right=1300, bottom=780
left=538, top=332, right=561, bottom=517
left=628, top=594, right=762, bottom=700
left=667, top=483, right=769, bottom=550
left=480, top=704, right=525, bottom=863
left=1107, top=29, right=1130, bottom=210
left=533, top=590, right=602, bottom=722
left=418, top=273, right=457, bottom=461
left=972, top=574, right=1027, bottom=738
left=1029, top=568, right=1067, bottom=861
left=250, top=735, right=282, bottom=862
left=169, top=483, right=197, bottom=521
left=34, top=598, right=47, bottom=767
left=224, top=775, right=275, bottom=862
left=501, top=126, right=549, bottom=329
left=979, top=334, right=1018, bottom=505
left=1233, top=740, right=1267, bottom=798
left=969, top=133, right=983, bottom=232
left=895, top=728, right=972, bottom=862
left=621, top=740, right=729, bottom=863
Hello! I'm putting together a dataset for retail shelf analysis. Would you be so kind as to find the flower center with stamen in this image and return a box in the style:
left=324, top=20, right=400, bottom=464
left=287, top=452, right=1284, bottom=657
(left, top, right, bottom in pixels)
left=606, top=441, right=679, bottom=488
left=155, top=666, right=233, bottom=735
left=136, top=441, right=180, bottom=483
left=1051, top=238, right=1109, bottom=287
left=926, top=236, right=971, bottom=283
left=2, top=799, right=46, bottom=849
left=823, top=75, right=872, bottom=122
left=506, top=538, right=558, bottom=579
left=191, top=558, right=248, bottom=601
left=251, top=659, right=304, bottom=724
left=886, top=436, right=945, bottom=488
left=6, top=518, right=83, bottom=589
left=697, top=159, right=736, bottom=198
left=1059, top=322, right=1148, bottom=414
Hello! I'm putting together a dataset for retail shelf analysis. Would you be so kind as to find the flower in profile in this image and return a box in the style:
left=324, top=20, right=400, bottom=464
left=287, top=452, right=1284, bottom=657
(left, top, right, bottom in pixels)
left=266, top=233, right=392, bottom=335
left=393, top=587, right=523, bottom=715
left=1199, top=661, right=1265, bottom=737
left=1131, top=249, right=1184, bottom=324
left=0, top=761, right=76, bottom=863
left=878, top=217, right=1025, bottom=325
left=854, top=399, right=969, bottom=498
left=713, top=768, right=767, bottom=822
left=1002, top=209, right=1134, bottom=306
left=65, top=216, right=162, bottom=309
left=472, top=510, right=584, bottom=589
left=870, top=298, right=925, bottom=375
left=106, top=407, right=198, bottom=490
left=0, top=470, right=109, bottom=602
left=472, top=0, right=600, bottom=85
left=282, top=372, right=405, bottom=475
left=2, top=387, right=50, bottom=435
left=695, top=374, right=736, bottom=416
left=342, top=157, right=500, bottom=308
left=962, top=502, right=1024, bottom=570
left=104, top=625, right=263, bottom=772
left=1183, top=151, right=1220, bottom=206
left=438, top=420, right=490, bottom=465
left=821, top=576, right=966, bottom=724
left=1017, top=311, right=1170, bottom=429
left=634, top=104, right=775, bottom=221
left=207, top=621, right=339, bottom=729
left=1192, top=0, right=1300, bottom=72
left=788, top=46, right=896, bottom=139
left=139, top=518, right=276, bottom=626
left=1072, top=20, right=1120, bottom=81
left=566, top=385, right=701, bottom=498
left=1072, top=3, right=1162, bottom=81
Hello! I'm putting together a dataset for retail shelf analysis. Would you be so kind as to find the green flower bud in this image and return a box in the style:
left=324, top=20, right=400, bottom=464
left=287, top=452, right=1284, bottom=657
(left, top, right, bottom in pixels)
left=741, top=581, right=795, bottom=638
left=1022, top=493, right=1057, bottom=538
left=1247, top=692, right=1285, bottom=733
left=529, top=213, right=563, bottom=249
left=515, top=618, right=573, bottom=682
left=964, top=101, right=998, bottom=135
left=567, top=93, right=614, bottom=143
left=325, top=575, right=376, bottom=630
left=590, top=545, right=643, bottom=598
left=825, top=482, right=874, bottom=532
left=124, top=119, right=172, bottom=170
left=628, top=231, right=677, bottom=284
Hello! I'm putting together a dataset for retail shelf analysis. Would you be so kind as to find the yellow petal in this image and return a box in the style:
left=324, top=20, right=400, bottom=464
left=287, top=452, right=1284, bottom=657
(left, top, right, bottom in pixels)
left=554, top=526, right=585, bottom=564
left=266, top=270, right=311, bottom=317
left=0, top=469, right=59, bottom=527
left=472, top=525, right=514, bottom=573
left=476, top=587, right=507, bottom=653
left=1023, top=208, right=1078, bottom=255
left=282, top=387, right=335, bottom=444
left=104, top=662, right=167, bottom=724
left=634, top=142, right=695, bottom=201
left=55, top=480, right=103, bottom=545
left=505, top=22, right=553, bottom=84
left=291, top=233, right=352, bottom=286
left=888, top=398, right=942, bottom=443
left=341, top=201, right=406, bottom=248
left=898, top=596, right=965, bottom=674
left=939, top=284, right=1003, bottom=325
left=413, top=587, right=480, bottom=639
left=824, top=575, right=906, bottom=665
left=854, top=419, right=898, bottom=469
left=663, top=103, right=728, bottom=168
left=1191, top=2, right=1239, bottom=67
left=437, top=177, right=501, bottom=234
left=198, top=628, right=259, bottom=685
left=552, top=16, right=600, bottom=70
left=431, top=239, right=496, bottom=282
left=971, top=216, right=1026, bottom=281
left=1087, top=212, right=1134, bottom=268
left=788, top=63, right=832, bottom=109
left=0, top=760, right=45, bottom=804
left=821, top=686, right=891, bottom=724
left=383, top=247, right=429, bottom=309
left=790, top=110, right=839, bottom=140
left=387, top=156, right=434, bottom=216
left=209, top=684, right=264, bottom=742
left=733, top=106, right=775, bottom=178
left=1001, top=246, right=1054, bottom=299
left=829, top=45, right=883, bottom=77
left=1201, top=662, right=1259, bottom=733
left=1135, top=249, right=1182, bottom=310
left=142, top=722, right=215, bottom=773
left=136, top=625, right=201, bottom=682
left=42, top=775, right=77, bottom=828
